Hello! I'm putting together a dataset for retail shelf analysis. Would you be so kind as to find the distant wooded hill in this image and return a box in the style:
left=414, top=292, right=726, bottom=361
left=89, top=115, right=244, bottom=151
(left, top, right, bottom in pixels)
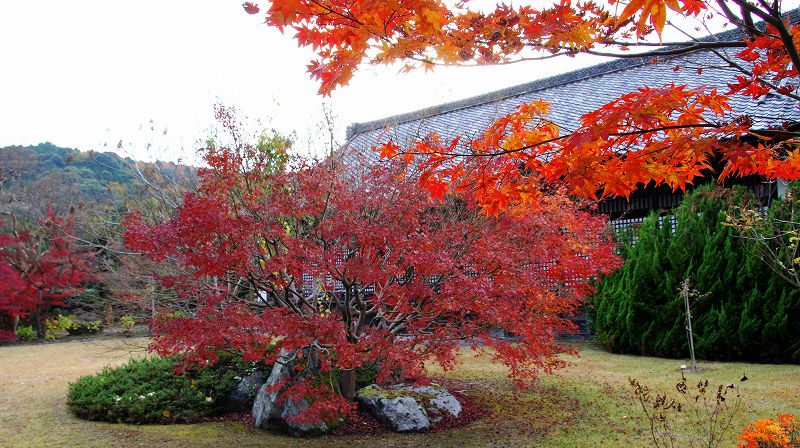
left=0, top=143, right=195, bottom=207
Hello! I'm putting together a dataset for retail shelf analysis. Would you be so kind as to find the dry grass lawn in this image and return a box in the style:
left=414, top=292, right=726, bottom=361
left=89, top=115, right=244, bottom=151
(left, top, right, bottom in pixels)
left=1, top=337, right=798, bottom=447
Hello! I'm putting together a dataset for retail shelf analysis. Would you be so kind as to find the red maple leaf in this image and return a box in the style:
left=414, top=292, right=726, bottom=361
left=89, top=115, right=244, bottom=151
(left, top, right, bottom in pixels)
left=242, top=2, right=260, bottom=15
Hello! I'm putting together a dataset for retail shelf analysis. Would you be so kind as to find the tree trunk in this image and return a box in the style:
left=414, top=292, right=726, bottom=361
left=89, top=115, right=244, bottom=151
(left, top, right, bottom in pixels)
left=105, top=303, right=115, bottom=326
left=36, top=290, right=45, bottom=339
left=339, top=369, right=357, bottom=401
left=0, top=314, right=18, bottom=336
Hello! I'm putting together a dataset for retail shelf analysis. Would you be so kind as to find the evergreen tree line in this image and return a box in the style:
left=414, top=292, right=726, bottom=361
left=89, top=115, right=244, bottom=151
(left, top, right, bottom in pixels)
left=591, top=185, right=800, bottom=363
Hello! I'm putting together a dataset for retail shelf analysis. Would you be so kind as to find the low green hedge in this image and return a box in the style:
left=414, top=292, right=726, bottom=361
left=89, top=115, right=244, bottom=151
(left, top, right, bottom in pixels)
left=67, top=354, right=257, bottom=424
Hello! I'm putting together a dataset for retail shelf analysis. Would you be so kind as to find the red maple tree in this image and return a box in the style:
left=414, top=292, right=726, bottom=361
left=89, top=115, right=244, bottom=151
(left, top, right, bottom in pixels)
left=0, top=211, right=94, bottom=340
left=242, top=1, right=800, bottom=213
left=125, top=119, right=620, bottom=423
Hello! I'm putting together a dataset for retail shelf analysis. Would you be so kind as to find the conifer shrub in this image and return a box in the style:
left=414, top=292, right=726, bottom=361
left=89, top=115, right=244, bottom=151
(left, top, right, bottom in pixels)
left=67, top=353, right=259, bottom=424
left=592, top=185, right=800, bottom=363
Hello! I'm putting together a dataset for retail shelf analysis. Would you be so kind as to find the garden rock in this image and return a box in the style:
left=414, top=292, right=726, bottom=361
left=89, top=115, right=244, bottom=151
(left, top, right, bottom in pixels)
left=225, top=370, right=265, bottom=412
left=394, top=384, right=461, bottom=423
left=356, top=385, right=431, bottom=432
left=252, top=353, right=293, bottom=428
left=280, top=397, right=329, bottom=436
left=252, top=350, right=332, bottom=436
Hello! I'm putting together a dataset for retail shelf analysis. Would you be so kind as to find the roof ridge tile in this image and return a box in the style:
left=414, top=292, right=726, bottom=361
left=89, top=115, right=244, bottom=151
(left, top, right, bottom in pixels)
left=345, top=8, right=799, bottom=140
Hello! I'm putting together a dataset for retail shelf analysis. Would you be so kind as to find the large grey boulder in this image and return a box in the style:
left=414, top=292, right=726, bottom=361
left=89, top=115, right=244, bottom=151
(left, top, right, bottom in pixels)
left=251, top=350, right=332, bottom=436
left=225, top=370, right=265, bottom=412
left=281, top=397, right=330, bottom=436
left=252, top=353, right=294, bottom=429
left=394, top=384, right=461, bottom=423
left=356, top=385, right=431, bottom=432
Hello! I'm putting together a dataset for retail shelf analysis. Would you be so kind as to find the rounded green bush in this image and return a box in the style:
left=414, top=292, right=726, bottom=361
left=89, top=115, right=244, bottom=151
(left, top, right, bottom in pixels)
left=67, top=354, right=256, bottom=424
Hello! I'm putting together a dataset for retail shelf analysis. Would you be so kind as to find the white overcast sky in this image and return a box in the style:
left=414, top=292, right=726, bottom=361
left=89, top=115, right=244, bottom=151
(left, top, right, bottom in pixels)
left=0, top=1, right=611, bottom=163
left=1, top=1, right=774, bottom=163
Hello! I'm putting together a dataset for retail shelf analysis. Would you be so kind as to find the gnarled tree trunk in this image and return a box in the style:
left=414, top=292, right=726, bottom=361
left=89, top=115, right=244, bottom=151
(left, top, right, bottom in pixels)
left=339, top=369, right=356, bottom=401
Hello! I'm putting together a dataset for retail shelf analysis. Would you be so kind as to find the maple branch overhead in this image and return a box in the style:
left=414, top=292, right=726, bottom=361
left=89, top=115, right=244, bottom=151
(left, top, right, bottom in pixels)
left=584, top=41, right=747, bottom=58
left=405, top=38, right=748, bottom=67
left=722, top=0, right=800, bottom=72
left=401, top=123, right=726, bottom=158
left=246, top=0, right=800, bottom=207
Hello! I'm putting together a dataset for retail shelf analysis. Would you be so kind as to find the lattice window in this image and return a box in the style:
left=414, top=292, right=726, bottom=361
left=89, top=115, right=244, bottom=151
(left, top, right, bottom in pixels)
left=610, top=214, right=676, bottom=244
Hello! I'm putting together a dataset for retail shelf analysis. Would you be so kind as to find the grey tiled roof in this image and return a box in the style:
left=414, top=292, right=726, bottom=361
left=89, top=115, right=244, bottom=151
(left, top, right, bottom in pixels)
left=343, top=18, right=800, bottom=158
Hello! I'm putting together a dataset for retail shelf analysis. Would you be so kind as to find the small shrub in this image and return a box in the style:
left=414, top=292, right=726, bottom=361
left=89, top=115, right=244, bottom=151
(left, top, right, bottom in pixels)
left=15, top=325, right=35, bottom=342
left=45, top=314, right=75, bottom=340
left=739, top=414, right=800, bottom=447
left=67, top=320, right=103, bottom=336
left=67, top=353, right=260, bottom=424
left=118, top=315, right=136, bottom=334
left=628, top=373, right=747, bottom=448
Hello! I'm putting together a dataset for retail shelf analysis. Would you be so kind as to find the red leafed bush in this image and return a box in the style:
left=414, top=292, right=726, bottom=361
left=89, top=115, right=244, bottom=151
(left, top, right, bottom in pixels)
left=125, top=115, right=620, bottom=426
left=0, top=211, right=94, bottom=340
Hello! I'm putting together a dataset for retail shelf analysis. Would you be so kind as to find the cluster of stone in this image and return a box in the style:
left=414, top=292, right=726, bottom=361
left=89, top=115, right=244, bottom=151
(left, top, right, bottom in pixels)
left=245, top=353, right=463, bottom=436
left=355, top=384, right=462, bottom=432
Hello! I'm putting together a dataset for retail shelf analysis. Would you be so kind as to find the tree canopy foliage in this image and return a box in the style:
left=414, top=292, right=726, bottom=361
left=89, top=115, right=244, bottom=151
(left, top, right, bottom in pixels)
left=125, top=111, right=620, bottom=424
left=243, top=0, right=800, bottom=213
left=0, top=143, right=197, bottom=338
left=0, top=211, right=94, bottom=340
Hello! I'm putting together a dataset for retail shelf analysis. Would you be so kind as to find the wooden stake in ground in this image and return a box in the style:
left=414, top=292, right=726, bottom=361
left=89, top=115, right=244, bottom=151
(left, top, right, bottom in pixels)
left=681, top=278, right=697, bottom=373
left=680, top=277, right=710, bottom=373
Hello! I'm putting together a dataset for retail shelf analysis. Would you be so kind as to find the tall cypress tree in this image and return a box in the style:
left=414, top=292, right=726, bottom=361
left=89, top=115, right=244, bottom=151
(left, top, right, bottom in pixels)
left=592, top=185, right=800, bottom=363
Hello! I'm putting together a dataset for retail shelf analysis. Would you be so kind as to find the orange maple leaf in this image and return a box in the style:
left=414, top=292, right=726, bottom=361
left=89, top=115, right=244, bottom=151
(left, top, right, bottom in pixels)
left=267, top=0, right=301, bottom=31
left=617, top=0, right=680, bottom=36
left=377, top=140, right=401, bottom=159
